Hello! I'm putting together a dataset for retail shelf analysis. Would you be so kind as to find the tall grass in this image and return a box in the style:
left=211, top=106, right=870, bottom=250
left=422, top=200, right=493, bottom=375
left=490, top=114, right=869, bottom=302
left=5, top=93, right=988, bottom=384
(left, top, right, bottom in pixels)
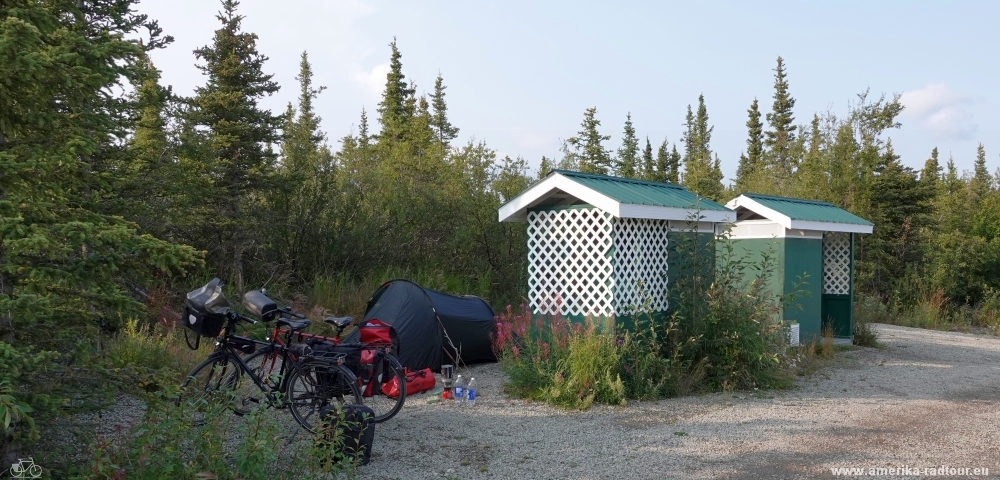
left=102, top=320, right=208, bottom=394
left=856, top=287, right=1000, bottom=335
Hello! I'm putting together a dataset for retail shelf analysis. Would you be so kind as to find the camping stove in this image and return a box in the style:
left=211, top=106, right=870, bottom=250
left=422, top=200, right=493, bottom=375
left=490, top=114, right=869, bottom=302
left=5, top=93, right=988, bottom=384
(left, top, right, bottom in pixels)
left=441, top=364, right=454, bottom=399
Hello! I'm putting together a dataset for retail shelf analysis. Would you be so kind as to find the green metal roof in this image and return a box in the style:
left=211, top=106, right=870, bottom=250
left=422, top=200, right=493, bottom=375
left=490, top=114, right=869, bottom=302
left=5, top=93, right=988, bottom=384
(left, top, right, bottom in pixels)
left=741, top=193, right=873, bottom=226
left=551, top=170, right=731, bottom=211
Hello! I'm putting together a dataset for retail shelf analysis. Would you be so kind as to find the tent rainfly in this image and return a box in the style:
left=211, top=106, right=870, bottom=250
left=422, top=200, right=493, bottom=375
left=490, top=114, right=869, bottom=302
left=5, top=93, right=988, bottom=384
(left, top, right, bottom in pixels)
left=349, top=280, right=497, bottom=371
left=498, top=169, right=734, bottom=324
left=725, top=194, right=874, bottom=342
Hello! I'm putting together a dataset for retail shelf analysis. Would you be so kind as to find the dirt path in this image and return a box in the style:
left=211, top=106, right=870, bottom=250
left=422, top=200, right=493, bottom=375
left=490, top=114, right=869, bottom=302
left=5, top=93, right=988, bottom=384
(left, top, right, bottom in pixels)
left=365, top=324, right=1000, bottom=479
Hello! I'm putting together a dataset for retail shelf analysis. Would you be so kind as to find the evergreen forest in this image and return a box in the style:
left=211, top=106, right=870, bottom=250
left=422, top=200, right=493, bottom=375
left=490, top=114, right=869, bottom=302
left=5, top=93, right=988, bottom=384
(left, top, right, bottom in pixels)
left=3, top=0, right=1000, bottom=466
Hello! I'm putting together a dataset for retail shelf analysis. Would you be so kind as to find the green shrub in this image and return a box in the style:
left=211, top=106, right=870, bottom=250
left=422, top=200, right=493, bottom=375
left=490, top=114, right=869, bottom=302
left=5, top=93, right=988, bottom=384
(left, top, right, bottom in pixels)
left=102, top=320, right=206, bottom=394
left=79, top=392, right=357, bottom=479
left=669, top=230, right=790, bottom=391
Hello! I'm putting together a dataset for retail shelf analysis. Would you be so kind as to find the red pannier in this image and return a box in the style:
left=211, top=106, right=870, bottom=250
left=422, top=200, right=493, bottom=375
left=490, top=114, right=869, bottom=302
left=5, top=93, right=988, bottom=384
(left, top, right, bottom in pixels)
left=382, top=367, right=435, bottom=399
left=360, top=318, right=398, bottom=348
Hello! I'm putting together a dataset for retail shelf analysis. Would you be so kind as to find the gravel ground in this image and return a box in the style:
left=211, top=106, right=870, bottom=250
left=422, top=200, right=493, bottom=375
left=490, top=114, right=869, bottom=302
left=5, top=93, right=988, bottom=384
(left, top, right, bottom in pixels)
left=32, top=323, right=1000, bottom=479
left=360, top=324, right=1000, bottom=479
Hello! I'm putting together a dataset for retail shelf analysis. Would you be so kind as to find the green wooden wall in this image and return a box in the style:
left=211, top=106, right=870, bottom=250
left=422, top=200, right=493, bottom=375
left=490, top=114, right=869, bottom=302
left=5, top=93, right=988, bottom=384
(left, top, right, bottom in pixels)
left=727, top=236, right=824, bottom=342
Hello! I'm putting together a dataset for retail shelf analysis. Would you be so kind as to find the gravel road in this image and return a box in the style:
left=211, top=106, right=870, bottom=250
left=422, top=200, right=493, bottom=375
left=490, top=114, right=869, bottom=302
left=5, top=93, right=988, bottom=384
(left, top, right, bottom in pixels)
left=32, top=323, right=1000, bottom=479
left=362, top=324, right=1000, bottom=479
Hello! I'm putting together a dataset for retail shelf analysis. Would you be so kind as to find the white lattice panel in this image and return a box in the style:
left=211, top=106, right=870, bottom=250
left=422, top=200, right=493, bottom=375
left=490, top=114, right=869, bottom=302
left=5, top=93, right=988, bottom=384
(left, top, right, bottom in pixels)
left=528, top=208, right=614, bottom=317
left=613, top=218, right=670, bottom=315
left=823, top=232, right=851, bottom=295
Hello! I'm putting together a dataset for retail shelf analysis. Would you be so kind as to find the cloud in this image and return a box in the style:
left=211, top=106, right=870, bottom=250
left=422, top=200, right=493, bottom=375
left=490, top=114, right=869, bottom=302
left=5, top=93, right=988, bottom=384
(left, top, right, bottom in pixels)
left=354, top=63, right=390, bottom=98
left=899, top=84, right=976, bottom=140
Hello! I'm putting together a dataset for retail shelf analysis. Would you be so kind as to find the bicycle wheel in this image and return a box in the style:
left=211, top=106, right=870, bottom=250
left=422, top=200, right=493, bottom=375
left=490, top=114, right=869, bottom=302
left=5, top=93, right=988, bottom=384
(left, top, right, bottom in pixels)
left=242, top=346, right=286, bottom=393
left=287, top=360, right=363, bottom=432
left=178, top=355, right=240, bottom=422
left=361, top=351, right=406, bottom=423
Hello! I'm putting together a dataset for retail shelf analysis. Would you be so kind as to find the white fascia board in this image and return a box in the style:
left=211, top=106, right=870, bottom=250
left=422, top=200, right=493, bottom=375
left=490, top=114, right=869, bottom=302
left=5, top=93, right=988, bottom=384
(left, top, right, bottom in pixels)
left=497, top=173, right=621, bottom=222
left=498, top=175, right=558, bottom=222
left=726, top=195, right=793, bottom=229
left=787, top=220, right=873, bottom=234
left=620, top=204, right=733, bottom=223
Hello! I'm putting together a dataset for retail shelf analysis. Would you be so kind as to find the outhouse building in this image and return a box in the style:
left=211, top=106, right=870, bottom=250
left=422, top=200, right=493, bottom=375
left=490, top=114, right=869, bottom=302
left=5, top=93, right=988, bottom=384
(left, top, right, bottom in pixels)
left=725, top=194, right=874, bottom=342
left=498, top=170, right=733, bottom=325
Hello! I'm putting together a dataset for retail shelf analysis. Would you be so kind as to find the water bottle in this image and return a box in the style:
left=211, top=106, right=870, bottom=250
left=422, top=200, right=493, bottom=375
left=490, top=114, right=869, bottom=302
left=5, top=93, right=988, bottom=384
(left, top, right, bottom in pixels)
left=466, top=378, right=477, bottom=406
left=454, top=375, right=465, bottom=405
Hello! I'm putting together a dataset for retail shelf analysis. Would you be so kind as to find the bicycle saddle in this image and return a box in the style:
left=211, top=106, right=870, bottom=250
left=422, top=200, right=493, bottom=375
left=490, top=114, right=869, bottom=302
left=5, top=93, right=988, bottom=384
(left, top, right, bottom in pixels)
left=278, top=317, right=311, bottom=331
left=324, top=316, right=353, bottom=328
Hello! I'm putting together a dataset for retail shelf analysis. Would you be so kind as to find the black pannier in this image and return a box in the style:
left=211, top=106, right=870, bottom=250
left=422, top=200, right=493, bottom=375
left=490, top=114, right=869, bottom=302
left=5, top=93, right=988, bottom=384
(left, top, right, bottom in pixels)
left=308, top=339, right=363, bottom=378
left=319, top=404, right=375, bottom=465
left=183, top=278, right=231, bottom=338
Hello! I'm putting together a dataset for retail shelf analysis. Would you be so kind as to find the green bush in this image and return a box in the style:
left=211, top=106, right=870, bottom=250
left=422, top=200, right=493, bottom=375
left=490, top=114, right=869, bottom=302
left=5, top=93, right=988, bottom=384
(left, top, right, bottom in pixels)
left=79, top=392, right=358, bottom=479
left=495, top=225, right=793, bottom=407
left=101, top=320, right=205, bottom=394
left=669, top=229, right=790, bottom=391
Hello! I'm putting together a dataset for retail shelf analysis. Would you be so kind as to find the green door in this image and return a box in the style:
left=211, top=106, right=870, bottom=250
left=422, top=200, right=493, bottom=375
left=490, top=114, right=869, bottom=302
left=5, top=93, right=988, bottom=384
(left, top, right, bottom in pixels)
left=821, top=232, right=853, bottom=338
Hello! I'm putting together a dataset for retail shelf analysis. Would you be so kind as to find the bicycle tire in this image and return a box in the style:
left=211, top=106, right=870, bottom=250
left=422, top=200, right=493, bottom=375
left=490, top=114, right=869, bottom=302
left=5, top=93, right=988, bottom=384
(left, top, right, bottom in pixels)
left=286, top=360, right=363, bottom=432
left=361, top=351, right=406, bottom=423
left=178, top=355, right=240, bottom=423
left=242, top=346, right=286, bottom=394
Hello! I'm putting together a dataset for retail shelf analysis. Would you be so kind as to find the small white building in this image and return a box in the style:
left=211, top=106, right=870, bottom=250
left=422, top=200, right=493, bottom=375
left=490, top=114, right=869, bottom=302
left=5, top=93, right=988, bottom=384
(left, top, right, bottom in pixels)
left=498, top=170, right=734, bottom=323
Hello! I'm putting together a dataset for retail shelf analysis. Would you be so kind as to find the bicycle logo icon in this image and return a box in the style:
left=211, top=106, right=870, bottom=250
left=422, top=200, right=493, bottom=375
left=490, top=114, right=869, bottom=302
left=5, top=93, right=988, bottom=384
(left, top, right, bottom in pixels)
left=8, top=457, right=42, bottom=479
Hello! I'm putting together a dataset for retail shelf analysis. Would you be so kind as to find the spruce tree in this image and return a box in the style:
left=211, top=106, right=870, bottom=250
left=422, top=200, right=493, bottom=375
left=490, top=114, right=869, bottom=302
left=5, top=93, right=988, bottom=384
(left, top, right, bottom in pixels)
left=566, top=107, right=612, bottom=175
left=276, top=51, right=337, bottom=279
left=641, top=137, right=654, bottom=180
left=865, top=141, right=933, bottom=295
left=377, top=38, right=415, bottom=144
left=358, top=108, right=371, bottom=149
left=669, top=145, right=682, bottom=184
left=682, top=96, right=720, bottom=198
left=0, top=0, right=199, bottom=335
left=972, top=143, right=992, bottom=200
left=736, top=98, right=764, bottom=192
left=654, top=140, right=669, bottom=183
left=616, top=113, right=639, bottom=178
left=764, top=56, right=796, bottom=180
left=118, top=54, right=178, bottom=237
left=430, top=74, right=460, bottom=150
left=920, top=147, right=941, bottom=192
left=190, top=0, right=282, bottom=292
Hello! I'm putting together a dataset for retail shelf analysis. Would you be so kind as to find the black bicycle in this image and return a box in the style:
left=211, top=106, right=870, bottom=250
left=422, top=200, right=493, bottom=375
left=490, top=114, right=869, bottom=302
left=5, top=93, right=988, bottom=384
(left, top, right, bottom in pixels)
left=178, top=279, right=362, bottom=431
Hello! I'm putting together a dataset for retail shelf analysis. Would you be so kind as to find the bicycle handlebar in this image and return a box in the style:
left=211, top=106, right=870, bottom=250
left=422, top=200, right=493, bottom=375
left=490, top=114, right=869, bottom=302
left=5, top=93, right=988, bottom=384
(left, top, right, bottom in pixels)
left=278, top=306, right=306, bottom=319
left=229, top=311, right=258, bottom=325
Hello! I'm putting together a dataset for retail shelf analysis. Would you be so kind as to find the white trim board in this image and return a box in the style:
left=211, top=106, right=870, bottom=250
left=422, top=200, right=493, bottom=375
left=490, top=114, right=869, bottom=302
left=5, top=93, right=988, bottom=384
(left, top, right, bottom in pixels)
left=725, top=195, right=873, bottom=234
left=499, top=172, right=735, bottom=223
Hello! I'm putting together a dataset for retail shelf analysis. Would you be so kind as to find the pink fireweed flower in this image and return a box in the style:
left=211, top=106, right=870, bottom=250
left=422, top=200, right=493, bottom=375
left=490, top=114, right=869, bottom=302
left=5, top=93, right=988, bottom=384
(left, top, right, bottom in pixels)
left=512, top=345, right=519, bottom=360
left=542, top=342, right=550, bottom=359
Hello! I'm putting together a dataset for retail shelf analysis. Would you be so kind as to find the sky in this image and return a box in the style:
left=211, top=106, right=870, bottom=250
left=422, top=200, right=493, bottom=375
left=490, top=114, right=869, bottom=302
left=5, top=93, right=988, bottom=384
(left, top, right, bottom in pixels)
left=139, top=0, right=999, bottom=182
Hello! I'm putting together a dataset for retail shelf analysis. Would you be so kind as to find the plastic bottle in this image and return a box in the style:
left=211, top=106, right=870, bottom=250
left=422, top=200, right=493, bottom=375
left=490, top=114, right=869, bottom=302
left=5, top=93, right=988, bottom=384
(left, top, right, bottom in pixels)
left=454, top=375, right=465, bottom=405
left=466, top=378, right=477, bottom=406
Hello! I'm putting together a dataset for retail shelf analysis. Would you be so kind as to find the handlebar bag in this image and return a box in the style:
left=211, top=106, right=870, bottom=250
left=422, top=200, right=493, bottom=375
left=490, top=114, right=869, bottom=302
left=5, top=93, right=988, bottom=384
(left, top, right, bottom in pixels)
left=243, top=290, right=278, bottom=322
left=182, top=305, right=227, bottom=338
left=183, top=278, right=231, bottom=337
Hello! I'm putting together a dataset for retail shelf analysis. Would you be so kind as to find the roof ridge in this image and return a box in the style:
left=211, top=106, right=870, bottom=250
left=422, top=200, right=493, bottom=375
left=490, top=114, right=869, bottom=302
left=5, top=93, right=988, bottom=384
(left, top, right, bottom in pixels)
left=552, top=169, right=685, bottom=190
left=743, top=192, right=837, bottom=207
